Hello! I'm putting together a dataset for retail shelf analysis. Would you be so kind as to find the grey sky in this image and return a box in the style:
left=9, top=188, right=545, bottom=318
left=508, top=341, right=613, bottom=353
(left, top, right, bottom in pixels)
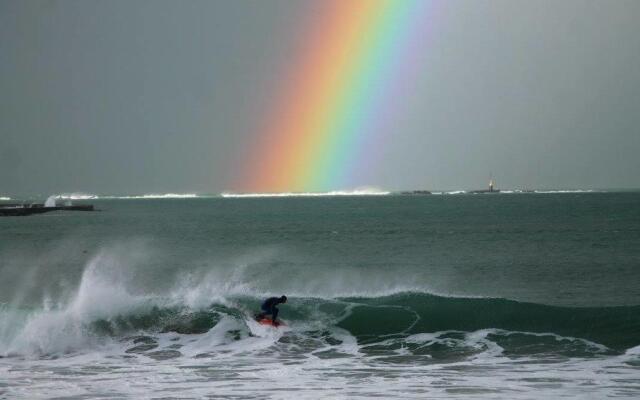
left=1, top=0, right=639, bottom=196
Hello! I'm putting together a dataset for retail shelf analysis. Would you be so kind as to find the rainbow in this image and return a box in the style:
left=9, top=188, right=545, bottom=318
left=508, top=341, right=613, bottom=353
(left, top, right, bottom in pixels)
left=236, top=0, right=435, bottom=193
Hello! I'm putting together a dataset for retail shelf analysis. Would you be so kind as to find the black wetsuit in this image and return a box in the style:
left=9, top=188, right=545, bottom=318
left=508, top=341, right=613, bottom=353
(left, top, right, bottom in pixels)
left=258, top=297, right=284, bottom=321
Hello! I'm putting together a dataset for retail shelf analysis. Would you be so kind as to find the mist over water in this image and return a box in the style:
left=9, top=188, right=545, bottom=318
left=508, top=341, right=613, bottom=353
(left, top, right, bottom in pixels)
left=1, top=193, right=639, bottom=398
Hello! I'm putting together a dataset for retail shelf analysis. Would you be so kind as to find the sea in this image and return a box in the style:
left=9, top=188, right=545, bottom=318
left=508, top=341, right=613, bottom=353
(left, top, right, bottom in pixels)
left=1, top=191, right=639, bottom=399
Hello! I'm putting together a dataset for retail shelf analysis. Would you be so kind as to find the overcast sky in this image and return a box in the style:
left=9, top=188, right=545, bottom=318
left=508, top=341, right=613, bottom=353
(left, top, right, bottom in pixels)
left=1, top=0, right=639, bottom=196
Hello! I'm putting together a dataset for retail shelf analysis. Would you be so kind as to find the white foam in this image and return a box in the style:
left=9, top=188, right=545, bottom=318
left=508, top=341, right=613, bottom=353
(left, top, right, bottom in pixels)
left=51, top=193, right=203, bottom=200
left=534, top=189, right=599, bottom=194
left=44, top=195, right=56, bottom=207
left=178, top=315, right=278, bottom=357
left=432, top=191, right=472, bottom=195
left=3, top=349, right=634, bottom=399
left=54, top=193, right=98, bottom=200
left=0, top=196, right=10, bottom=201
left=434, top=190, right=466, bottom=195
left=221, top=188, right=390, bottom=198
left=625, top=344, right=640, bottom=355
left=0, top=247, right=160, bottom=356
left=109, top=193, right=201, bottom=199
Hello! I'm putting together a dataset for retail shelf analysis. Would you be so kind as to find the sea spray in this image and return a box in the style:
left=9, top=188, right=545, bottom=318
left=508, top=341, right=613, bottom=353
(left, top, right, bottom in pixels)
left=3, top=256, right=639, bottom=358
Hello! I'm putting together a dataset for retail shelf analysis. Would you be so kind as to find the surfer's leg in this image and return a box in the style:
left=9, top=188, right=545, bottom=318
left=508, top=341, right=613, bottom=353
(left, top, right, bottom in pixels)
left=257, top=304, right=271, bottom=319
left=272, top=307, right=278, bottom=322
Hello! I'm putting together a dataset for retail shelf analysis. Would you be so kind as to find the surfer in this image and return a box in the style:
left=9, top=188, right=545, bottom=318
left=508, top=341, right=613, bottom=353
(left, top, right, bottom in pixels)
left=256, top=295, right=287, bottom=323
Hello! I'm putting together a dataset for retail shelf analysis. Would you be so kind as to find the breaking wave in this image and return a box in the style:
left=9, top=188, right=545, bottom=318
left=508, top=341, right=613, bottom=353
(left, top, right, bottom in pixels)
left=534, top=189, right=600, bottom=194
left=221, top=188, right=390, bottom=198
left=2, top=249, right=638, bottom=359
left=49, top=193, right=203, bottom=200
left=29, top=189, right=614, bottom=202
left=432, top=190, right=467, bottom=195
left=53, top=193, right=99, bottom=200
left=104, top=193, right=201, bottom=199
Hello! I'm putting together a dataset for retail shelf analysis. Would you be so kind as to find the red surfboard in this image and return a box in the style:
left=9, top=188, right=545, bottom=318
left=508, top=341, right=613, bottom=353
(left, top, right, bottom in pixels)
left=257, top=318, right=285, bottom=327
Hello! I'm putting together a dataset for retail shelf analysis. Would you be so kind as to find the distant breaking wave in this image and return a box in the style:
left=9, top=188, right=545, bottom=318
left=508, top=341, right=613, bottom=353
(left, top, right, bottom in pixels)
left=52, top=193, right=202, bottom=200
left=29, top=189, right=609, bottom=202
left=431, top=190, right=467, bottom=195
left=430, top=189, right=604, bottom=195
left=54, top=193, right=99, bottom=200
left=105, top=193, right=201, bottom=199
left=0, top=196, right=10, bottom=201
left=534, top=189, right=599, bottom=194
left=221, top=189, right=390, bottom=198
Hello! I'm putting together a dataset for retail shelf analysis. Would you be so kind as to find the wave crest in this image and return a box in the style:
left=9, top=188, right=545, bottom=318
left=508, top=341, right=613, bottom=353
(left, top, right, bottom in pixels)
left=2, top=245, right=639, bottom=358
left=221, top=188, right=390, bottom=198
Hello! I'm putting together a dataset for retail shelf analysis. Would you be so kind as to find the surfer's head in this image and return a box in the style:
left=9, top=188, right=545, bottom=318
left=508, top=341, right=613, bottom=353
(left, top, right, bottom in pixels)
left=280, top=295, right=287, bottom=303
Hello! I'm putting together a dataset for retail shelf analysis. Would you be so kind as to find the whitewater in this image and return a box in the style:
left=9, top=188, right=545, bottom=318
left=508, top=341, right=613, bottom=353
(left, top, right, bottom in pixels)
left=1, top=193, right=639, bottom=399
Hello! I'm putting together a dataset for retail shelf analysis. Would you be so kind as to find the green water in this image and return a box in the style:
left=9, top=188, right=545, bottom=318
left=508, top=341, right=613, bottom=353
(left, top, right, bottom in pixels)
left=2, top=192, right=639, bottom=306
left=1, top=192, right=639, bottom=398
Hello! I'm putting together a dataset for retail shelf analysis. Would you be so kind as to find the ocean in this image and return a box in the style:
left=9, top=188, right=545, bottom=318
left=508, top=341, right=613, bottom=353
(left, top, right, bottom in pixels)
left=1, top=192, right=639, bottom=399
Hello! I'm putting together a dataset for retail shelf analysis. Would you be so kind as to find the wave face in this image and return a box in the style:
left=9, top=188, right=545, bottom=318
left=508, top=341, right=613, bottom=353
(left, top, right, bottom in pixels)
left=1, top=250, right=638, bottom=357
left=1, top=255, right=639, bottom=398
